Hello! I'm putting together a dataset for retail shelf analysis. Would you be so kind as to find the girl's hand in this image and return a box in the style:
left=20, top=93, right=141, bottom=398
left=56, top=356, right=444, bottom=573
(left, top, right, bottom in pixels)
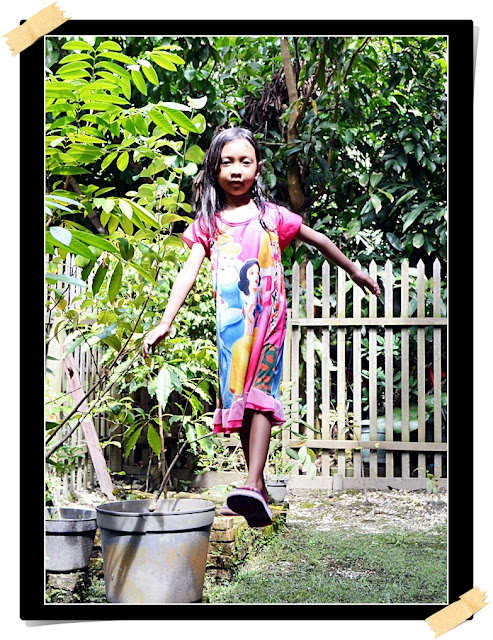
left=350, top=268, right=381, bottom=297
left=142, top=322, right=171, bottom=358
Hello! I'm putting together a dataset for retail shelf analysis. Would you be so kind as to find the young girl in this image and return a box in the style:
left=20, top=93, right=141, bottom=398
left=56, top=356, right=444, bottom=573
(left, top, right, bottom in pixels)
left=142, top=127, right=380, bottom=527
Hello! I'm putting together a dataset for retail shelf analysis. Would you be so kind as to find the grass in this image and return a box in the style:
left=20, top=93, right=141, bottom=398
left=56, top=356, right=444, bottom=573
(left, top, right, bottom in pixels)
left=203, top=523, right=447, bottom=604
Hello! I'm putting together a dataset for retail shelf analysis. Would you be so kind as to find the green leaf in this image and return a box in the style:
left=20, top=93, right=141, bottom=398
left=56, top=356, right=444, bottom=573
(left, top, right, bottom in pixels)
left=127, top=261, right=157, bottom=284
left=116, top=151, right=129, bottom=171
left=154, top=51, right=185, bottom=65
left=402, top=200, right=433, bottom=231
left=119, top=199, right=133, bottom=219
left=57, top=61, right=93, bottom=73
left=49, top=226, right=72, bottom=246
left=124, top=425, right=143, bottom=460
left=412, top=232, right=425, bottom=248
left=163, top=235, right=185, bottom=248
left=370, top=193, right=382, bottom=213
left=102, top=335, right=122, bottom=351
left=183, top=162, right=198, bottom=176
left=46, top=273, right=86, bottom=288
left=132, top=113, right=149, bottom=137
left=59, top=53, right=93, bottom=64
left=96, top=322, right=118, bottom=340
left=149, top=53, right=177, bottom=71
left=92, top=263, right=108, bottom=295
left=161, top=102, right=192, bottom=111
left=108, top=260, right=123, bottom=302
left=185, top=145, right=205, bottom=164
left=99, top=51, right=136, bottom=65
left=370, top=173, right=383, bottom=188
left=148, top=108, right=175, bottom=135
left=285, top=447, right=300, bottom=460
left=102, top=198, right=116, bottom=214
left=394, top=189, right=418, bottom=207
left=62, top=40, right=95, bottom=52
left=118, top=210, right=134, bottom=235
left=127, top=200, right=159, bottom=227
left=188, top=95, right=207, bottom=109
left=161, top=107, right=197, bottom=133
left=156, top=364, right=173, bottom=409
left=97, top=40, right=122, bottom=52
left=142, top=63, right=159, bottom=85
left=96, top=61, right=131, bottom=80
left=49, top=227, right=96, bottom=260
left=49, top=166, right=92, bottom=176
left=117, top=237, right=134, bottom=260
left=70, top=229, right=118, bottom=255
left=386, top=232, right=404, bottom=251
left=147, top=424, right=162, bottom=456
left=131, top=69, right=147, bottom=95
left=192, top=113, right=206, bottom=134
left=101, top=150, right=118, bottom=170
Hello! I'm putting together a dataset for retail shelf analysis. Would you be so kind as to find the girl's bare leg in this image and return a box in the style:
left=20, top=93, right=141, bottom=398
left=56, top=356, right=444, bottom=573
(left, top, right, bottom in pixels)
left=241, top=410, right=271, bottom=502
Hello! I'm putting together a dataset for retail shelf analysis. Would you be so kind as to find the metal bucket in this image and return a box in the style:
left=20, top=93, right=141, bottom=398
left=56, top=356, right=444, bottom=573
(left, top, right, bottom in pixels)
left=96, top=498, right=216, bottom=603
left=45, top=507, right=97, bottom=572
left=361, top=426, right=386, bottom=463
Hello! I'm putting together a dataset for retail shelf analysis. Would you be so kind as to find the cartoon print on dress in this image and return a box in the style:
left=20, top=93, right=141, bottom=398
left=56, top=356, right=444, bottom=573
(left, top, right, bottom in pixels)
left=229, top=260, right=262, bottom=399
left=214, top=235, right=245, bottom=406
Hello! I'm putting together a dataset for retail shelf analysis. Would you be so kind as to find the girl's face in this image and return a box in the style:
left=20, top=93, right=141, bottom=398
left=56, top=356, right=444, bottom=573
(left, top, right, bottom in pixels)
left=217, top=139, right=262, bottom=203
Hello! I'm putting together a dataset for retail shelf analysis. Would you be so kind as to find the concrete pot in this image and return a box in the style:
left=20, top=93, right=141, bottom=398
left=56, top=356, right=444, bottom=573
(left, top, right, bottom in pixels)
left=45, top=507, right=97, bottom=572
left=96, top=498, right=215, bottom=603
left=266, top=478, right=288, bottom=503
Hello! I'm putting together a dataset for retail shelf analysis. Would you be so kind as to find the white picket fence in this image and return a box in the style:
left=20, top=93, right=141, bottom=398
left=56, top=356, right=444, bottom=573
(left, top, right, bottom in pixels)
left=281, top=258, right=447, bottom=491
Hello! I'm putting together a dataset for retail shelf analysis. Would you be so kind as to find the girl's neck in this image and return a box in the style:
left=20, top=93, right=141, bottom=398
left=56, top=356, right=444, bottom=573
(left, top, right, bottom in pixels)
left=221, top=198, right=258, bottom=222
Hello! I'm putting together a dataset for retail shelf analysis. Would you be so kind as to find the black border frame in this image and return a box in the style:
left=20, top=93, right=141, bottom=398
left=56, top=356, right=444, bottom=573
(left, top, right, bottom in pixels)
left=23, top=19, right=474, bottom=622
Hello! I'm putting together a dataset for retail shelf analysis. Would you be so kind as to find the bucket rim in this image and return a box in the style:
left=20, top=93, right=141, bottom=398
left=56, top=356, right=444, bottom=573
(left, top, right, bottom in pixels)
left=45, top=507, right=97, bottom=522
left=96, top=498, right=216, bottom=518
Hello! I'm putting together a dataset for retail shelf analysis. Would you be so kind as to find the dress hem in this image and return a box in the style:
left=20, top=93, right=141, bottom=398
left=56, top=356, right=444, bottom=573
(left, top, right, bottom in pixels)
left=213, top=388, right=286, bottom=434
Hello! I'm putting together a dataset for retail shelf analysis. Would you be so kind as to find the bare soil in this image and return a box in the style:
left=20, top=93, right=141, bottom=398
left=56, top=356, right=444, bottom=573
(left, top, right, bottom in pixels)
left=286, top=487, right=447, bottom=534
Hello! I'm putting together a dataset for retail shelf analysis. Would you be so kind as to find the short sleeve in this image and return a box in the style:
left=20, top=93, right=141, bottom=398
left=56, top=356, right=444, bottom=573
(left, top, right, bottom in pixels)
left=277, top=205, right=303, bottom=251
left=182, top=218, right=211, bottom=259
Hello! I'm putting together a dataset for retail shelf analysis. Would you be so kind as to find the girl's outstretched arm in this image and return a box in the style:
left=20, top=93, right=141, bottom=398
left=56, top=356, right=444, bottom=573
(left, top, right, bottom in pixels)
left=295, top=224, right=381, bottom=297
left=142, top=242, right=207, bottom=357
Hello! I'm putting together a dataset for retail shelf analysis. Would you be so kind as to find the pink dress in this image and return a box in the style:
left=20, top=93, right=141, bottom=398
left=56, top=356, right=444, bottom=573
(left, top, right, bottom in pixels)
left=182, top=202, right=302, bottom=434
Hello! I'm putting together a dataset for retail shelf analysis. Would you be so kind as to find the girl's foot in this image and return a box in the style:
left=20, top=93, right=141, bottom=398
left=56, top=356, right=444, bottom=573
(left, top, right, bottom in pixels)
left=226, top=487, right=272, bottom=527
left=242, top=483, right=269, bottom=504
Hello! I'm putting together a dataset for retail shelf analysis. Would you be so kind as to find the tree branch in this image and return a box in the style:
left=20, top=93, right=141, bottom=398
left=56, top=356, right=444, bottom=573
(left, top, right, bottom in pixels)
left=68, top=176, right=108, bottom=235
left=293, top=40, right=325, bottom=132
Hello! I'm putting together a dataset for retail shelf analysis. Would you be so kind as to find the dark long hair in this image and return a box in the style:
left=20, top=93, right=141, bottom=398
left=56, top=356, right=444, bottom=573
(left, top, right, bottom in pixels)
left=196, top=127, right=271, bottom=236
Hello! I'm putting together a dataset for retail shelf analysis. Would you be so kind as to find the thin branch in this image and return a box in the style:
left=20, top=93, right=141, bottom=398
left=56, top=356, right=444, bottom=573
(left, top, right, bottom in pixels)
left=46, top=352, right=140, bottom=458
left=46, top=266, right=159, bottom=444
left=293, top=40, right=326, bottom=132
left=147, top=430, right=215, bottom=512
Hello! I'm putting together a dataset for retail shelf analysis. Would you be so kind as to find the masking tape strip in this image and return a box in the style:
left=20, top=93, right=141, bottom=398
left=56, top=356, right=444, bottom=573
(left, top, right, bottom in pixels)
left=425, top=587, right=488, bottom=638
left=3, top=3, right=70, bottom=56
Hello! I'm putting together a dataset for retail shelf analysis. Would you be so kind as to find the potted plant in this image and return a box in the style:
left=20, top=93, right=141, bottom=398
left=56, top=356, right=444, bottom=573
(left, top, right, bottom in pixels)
left=266, top=441, right=295, bottom=503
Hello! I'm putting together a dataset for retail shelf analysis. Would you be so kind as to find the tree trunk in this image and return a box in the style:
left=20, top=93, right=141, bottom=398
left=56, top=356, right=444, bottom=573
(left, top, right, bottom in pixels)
left=280, top=37, right=307, bottom=213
